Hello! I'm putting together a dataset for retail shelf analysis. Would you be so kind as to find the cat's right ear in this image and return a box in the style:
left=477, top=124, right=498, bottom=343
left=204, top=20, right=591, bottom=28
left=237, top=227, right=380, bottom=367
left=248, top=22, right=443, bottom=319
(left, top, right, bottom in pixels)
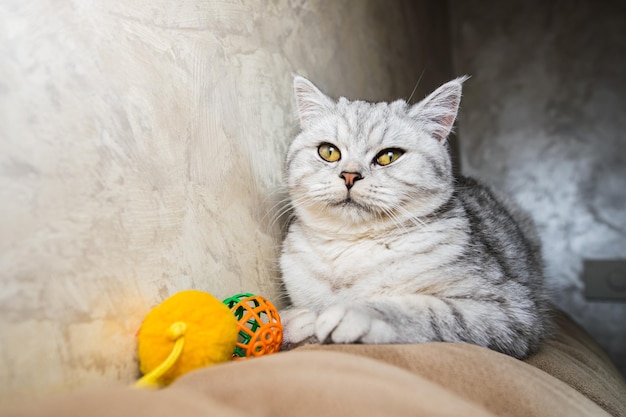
left=293, top=75, right=334, bottom=129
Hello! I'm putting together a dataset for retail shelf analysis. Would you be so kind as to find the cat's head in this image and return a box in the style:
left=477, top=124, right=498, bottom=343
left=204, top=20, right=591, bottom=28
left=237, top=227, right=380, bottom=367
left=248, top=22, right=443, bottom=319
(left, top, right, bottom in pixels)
left=285, top=75, right=467, bottom=234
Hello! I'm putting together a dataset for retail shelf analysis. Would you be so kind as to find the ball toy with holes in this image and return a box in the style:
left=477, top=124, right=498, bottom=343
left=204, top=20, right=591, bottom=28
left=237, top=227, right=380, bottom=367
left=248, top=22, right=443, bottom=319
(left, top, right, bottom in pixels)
left=222, top=293, right=283, bottom=358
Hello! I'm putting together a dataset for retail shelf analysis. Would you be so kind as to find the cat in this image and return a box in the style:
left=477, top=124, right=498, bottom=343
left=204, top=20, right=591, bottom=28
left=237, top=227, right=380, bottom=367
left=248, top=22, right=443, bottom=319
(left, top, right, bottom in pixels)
left=279, top=75, right=551, bottom=359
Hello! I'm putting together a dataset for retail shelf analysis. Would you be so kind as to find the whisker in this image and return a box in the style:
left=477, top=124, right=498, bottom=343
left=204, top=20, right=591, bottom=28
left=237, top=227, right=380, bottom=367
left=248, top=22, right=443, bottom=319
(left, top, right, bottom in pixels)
left=407, top=69, right=426, bottom=104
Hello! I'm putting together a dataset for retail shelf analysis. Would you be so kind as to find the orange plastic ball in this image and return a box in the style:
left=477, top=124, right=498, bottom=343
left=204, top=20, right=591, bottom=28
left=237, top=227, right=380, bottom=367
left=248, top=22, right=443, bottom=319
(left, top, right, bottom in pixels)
left=223, top=293, right=282, bottom=359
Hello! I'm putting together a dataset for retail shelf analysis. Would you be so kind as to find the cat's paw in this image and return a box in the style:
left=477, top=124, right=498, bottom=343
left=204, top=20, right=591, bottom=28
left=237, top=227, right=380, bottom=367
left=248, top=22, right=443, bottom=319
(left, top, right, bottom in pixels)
left=280, top=308, right=318, bottom=349
left=316, top=304, right=399, bottom=344
left=316, top=305, right=372, bottom=344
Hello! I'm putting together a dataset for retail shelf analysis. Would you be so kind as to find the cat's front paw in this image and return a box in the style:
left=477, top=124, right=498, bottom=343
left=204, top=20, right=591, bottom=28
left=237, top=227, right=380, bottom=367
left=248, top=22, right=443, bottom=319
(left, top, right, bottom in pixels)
left=316, top=305, right=372, bottom=344
left=280, top=308, right=318, bottom=350
left=316, top=304, right=399, bottom=344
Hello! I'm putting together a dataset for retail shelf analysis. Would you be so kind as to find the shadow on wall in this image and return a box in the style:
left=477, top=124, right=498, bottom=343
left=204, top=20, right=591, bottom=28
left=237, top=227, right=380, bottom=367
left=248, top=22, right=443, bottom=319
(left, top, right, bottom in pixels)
left=450, top=0, right=626, bottom=376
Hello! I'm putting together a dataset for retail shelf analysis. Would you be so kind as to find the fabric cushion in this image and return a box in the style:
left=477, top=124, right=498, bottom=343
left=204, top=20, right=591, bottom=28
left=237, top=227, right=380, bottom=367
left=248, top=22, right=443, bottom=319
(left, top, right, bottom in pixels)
left=2, top=312, right=625, bottom=417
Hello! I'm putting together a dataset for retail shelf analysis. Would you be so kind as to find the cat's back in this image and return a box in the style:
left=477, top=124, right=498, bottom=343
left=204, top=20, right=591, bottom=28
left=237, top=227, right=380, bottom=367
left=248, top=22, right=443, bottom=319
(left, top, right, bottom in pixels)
left=453, top=175, right=543, bottom=280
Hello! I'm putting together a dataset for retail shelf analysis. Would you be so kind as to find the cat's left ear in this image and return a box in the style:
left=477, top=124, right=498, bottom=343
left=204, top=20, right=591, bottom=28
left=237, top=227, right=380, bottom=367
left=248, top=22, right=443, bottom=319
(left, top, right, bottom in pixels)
left=293, top=75, right=334, bottom=129
left=409, top=76, right=469, bottom=141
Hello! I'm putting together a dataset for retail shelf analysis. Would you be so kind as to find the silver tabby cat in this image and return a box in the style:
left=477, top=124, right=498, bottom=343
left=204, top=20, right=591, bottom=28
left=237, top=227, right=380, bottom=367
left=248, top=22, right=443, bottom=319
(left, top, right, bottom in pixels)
left=280, top=75, right=551, bottom=359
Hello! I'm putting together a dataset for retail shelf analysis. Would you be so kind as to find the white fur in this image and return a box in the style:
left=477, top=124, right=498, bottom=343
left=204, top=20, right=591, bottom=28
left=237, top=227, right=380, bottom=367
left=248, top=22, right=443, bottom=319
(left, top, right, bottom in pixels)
left=280, top=76, right=547, bottom=357
left=282, top=76, right=466, bottom=345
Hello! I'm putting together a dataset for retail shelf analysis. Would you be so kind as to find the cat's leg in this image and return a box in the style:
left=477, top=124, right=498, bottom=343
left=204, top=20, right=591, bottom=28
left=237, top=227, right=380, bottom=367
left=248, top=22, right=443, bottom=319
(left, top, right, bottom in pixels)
left=315, top=294, right=542, bottom=358
left=280, top=307, right=318, bottom=349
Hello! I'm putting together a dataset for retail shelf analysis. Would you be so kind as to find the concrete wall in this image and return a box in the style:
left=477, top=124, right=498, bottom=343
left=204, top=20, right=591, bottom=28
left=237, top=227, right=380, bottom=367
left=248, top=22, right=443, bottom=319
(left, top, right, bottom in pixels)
left=0, top=0, right=452, bottom=401
left=450, top=0, right=626, bottom=375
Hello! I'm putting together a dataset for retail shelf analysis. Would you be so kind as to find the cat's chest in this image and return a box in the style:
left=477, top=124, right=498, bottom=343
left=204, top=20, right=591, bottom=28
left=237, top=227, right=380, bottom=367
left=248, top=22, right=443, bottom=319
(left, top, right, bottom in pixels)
left=315, top=237, right=393, bottom=277
left=283, top=218, right=468, bottom=303
left=295, top=229, right=435, bottom=291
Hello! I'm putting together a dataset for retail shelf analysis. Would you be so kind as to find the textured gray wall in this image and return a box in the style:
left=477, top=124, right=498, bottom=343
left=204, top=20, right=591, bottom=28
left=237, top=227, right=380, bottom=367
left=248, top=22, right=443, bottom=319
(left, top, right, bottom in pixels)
left=0, top=0, right=452, bottom=401
left=450, top=0, right=626, bottom=374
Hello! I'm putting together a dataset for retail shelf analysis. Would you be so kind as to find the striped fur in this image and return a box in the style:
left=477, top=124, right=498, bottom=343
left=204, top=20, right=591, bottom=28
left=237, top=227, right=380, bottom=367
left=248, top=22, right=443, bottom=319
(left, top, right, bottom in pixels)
left=280, top=76, right=551, bottom=359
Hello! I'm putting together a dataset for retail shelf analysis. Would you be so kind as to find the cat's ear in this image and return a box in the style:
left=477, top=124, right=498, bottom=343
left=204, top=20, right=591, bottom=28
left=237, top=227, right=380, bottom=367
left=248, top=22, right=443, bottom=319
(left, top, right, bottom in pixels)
left=409, top=76, right=469, bottom=141
left=293, top=75, right=334, bottom=129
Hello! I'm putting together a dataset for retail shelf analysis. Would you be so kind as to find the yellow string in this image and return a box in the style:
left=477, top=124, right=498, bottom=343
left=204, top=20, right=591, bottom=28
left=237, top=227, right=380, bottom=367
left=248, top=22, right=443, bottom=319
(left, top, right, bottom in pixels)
left=134, top=321, right=187, bottom=389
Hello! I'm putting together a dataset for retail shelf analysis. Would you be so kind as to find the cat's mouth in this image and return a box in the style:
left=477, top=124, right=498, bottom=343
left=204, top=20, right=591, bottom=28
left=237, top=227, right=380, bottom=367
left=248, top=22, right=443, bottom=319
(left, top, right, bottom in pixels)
left=331, top=196, right=370, bottom=211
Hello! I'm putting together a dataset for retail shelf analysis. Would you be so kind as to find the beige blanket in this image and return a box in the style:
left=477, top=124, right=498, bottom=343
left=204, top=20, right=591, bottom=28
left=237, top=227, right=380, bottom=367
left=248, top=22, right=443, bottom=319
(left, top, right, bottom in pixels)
left=3, top=312, right=625, bottom=417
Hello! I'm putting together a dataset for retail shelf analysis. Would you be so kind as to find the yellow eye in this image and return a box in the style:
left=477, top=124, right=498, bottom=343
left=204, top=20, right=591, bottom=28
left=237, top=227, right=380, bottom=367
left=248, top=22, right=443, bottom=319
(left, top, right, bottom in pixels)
left=375, top=148, right=404, bottom=166
left=318, top=143, right=341, bottom=162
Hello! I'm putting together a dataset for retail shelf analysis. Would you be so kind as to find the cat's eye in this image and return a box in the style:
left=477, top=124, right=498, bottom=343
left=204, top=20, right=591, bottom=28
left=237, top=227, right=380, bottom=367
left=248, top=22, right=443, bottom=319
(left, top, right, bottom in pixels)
left=375, top=148, right=404, bottom=166
left=318, top=143, right=341, bottom=162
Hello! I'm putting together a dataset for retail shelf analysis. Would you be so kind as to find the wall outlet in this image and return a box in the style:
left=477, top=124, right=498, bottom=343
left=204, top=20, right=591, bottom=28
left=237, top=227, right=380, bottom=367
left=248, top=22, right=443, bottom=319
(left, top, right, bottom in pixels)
left=583, top=259, right=626, bottom=301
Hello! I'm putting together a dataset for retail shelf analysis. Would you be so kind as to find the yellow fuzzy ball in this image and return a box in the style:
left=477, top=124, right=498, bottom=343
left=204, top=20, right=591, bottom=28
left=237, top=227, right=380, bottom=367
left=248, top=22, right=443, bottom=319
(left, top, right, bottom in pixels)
left=136, top=290, right=238, bottom=387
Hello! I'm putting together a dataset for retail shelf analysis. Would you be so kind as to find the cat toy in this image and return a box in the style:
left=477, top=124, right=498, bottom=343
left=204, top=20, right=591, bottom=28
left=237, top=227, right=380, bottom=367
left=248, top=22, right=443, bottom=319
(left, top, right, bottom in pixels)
left=135, top=290, right=282, bottom=388
left=223, top=293, right=283, bottom=359
left=135, top=290, right=239, bottom=388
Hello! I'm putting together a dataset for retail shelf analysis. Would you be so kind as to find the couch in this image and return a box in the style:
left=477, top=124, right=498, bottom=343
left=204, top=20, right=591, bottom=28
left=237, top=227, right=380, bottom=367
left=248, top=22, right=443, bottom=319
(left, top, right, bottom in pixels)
left=2, top=311, right=624, bottom=417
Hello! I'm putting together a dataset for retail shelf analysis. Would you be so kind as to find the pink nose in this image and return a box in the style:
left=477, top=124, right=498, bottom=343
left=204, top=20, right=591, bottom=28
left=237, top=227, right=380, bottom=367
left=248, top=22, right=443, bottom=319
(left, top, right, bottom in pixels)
left=340, top=171, right=363, bottom=190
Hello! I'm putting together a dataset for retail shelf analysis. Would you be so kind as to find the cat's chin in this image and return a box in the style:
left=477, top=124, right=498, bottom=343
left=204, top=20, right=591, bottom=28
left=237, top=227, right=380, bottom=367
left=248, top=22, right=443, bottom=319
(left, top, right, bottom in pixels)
left=329, top=200, right=377, bottom=225
left=298, top=200, right=391, bottom=234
